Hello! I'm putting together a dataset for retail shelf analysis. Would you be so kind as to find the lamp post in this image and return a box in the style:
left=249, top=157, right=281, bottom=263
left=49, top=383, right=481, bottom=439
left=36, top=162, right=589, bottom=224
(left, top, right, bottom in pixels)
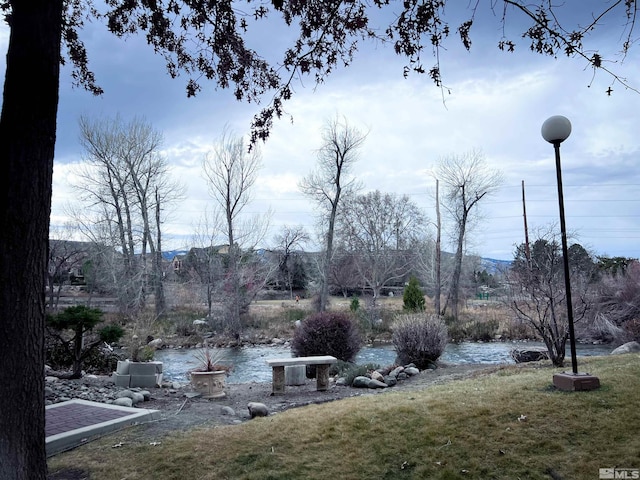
left=541, top=115, right=600, bottom=391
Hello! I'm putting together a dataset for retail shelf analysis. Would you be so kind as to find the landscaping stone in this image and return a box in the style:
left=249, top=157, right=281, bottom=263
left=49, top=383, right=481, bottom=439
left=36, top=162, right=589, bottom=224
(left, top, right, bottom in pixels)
left=611, top=341, right=640, bottom=355
left=113, top=397, right=133, bottom=408
left=352, top=376, right=371, bottom=388
left=367, top=379, right=388, bottom=389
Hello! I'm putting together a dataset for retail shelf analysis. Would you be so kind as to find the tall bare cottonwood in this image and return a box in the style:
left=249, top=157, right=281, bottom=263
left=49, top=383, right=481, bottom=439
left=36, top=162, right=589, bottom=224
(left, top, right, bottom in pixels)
left=74, top=115, right=183, bottom=317
left=202, top=130, right=268, bottom=336
left=300, top=116, right=367, bottom=312
left=436, top=150, right=503, bottom=322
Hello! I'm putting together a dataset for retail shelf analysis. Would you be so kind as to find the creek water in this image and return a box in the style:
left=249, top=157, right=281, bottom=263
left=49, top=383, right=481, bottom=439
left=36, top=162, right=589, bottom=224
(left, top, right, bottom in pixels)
left=154, top=342, right=613, bottom=384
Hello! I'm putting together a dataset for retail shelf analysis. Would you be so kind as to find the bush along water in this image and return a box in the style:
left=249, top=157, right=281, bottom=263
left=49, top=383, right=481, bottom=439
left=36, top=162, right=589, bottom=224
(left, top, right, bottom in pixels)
left=392, top=313, right=448, bottom=370
left=292, top=311, right=363, bottom=377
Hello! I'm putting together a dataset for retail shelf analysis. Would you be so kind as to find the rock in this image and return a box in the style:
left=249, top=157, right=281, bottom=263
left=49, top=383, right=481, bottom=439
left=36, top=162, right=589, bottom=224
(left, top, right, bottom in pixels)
left=389, top=366, right=404, bottom=378
left=193, top=319, right=207, bottom=326
left=221, top=406, right=236, bottom=416
left=367, top=379, right=388, bottom=389
left=335, top=377, right=348, bottom=386
left=351, top=376, right=371, bottom=388
left=117, top=389, right=135, bottom=400
left=139, top=390, right=151, bottom=401
left=611, top=341, right=640, bottom=355
left=147, top=338, right=163, bottom=349
left=113, top=397, right=133, bottom=408
left=383, top=376, right=397, bottom=387
left=370, top=370, right=385, bottom=383
left=130, top=392, right=145, bottom=405
left=247, top=402, right=269, bottom=418
left=404, top=367, right=420, bottom=376
left=511, top=347, right=549, bottom=363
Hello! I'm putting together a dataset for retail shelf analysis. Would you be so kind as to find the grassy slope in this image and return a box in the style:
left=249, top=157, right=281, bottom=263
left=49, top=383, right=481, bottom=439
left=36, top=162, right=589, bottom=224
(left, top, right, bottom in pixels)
left=49, top=354, right=640, bottom=480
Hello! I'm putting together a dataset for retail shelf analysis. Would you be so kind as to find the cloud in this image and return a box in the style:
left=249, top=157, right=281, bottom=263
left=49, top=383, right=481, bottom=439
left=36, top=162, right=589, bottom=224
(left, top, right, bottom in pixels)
left=3, top=5, right=639, bottom=260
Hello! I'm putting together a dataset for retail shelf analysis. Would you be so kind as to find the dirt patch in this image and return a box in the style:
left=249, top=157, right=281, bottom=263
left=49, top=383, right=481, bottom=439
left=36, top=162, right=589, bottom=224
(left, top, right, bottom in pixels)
left=107, top=363, right=504, bottom=442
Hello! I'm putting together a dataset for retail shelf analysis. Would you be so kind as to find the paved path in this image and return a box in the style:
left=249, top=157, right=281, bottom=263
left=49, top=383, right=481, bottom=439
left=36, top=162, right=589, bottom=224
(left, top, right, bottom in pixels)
left=46, top=399, right=159, bottom=457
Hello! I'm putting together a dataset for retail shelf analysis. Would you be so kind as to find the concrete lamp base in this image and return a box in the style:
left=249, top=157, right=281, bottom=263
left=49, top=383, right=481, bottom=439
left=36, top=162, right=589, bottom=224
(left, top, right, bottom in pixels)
left=553, top=372, right=601, bottom=391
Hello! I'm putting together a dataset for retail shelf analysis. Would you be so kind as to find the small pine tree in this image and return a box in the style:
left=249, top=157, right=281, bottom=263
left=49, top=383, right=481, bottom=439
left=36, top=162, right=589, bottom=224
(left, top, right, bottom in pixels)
left=46, top=306, right=124, bottom=378
left=403, top=276, right=425, bottom=312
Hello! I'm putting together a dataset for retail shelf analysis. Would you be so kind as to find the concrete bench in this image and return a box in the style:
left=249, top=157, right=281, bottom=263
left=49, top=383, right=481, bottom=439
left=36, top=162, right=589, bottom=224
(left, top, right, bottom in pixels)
left=265, top=355, right=337, bottom=395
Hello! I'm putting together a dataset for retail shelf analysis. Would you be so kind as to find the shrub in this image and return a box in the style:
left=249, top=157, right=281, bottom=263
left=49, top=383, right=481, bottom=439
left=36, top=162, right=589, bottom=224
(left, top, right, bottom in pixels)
left=403, top=277, right=426, bottom=312
left=466, top=319, right=499, bottom=342
left=291, top=311, right=363, bottom=363
left=392, top=313, right=448, bottom=369
left=623, top=317, right=640, bottom=342
left=350, top=296, right=360, bottom=313
left=284, top=308, right=308, bottom=322
left=444, top=314, right=466, bottom=343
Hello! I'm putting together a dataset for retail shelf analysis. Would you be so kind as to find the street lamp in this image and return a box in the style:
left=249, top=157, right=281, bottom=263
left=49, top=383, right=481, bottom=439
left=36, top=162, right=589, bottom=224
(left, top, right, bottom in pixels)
left=541, top=115, right=600, bottom=392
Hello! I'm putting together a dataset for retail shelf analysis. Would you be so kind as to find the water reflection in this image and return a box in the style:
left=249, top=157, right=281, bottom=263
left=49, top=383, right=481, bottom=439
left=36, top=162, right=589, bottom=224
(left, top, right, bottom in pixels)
left=154, top=341, right=613, bottom=384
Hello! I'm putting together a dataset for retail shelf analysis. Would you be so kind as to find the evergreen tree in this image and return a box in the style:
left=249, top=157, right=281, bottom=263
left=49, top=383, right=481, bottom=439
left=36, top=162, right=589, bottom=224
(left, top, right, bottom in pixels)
left=403, top=277, right=426, bottom=312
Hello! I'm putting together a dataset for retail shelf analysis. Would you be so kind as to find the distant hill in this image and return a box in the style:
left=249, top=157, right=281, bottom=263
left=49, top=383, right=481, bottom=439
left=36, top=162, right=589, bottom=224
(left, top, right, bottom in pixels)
left=481, top=257, right=512, bottom=274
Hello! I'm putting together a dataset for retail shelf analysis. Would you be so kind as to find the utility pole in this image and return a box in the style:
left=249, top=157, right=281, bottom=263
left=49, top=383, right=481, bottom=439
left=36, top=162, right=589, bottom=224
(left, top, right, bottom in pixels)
left=521, top=180, right=531, bottom=268
left=435, top=178, right=442, bottom=315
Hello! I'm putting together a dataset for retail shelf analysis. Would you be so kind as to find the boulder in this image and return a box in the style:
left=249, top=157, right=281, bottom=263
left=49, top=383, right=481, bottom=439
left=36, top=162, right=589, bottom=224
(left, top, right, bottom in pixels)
left=511, top=347, right=549, bottom=363
left=611, top=341, right=640, bottom=355
left=113, top=397, right=133, bottom=408
left=367, top=379, right=388, bottom=389
left=352, top=376, right=371, bottom=388
left=404, top=367, right=420, bottom=376
left=247, top=402, right=269, bottom=419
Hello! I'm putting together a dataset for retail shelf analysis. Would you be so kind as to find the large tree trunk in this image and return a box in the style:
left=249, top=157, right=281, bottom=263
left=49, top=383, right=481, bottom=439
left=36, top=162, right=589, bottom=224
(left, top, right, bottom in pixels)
left=0, top=2, right=63, bottom=478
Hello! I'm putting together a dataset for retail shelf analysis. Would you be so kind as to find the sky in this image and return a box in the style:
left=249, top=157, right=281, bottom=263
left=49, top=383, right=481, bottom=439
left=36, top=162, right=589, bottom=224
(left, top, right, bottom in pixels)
left=2, top=2, right=639, bottom=261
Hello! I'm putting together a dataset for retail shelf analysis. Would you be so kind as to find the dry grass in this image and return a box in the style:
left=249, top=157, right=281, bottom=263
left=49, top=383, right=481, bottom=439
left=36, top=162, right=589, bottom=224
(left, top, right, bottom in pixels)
left=49, top=354, right=640, bottom=479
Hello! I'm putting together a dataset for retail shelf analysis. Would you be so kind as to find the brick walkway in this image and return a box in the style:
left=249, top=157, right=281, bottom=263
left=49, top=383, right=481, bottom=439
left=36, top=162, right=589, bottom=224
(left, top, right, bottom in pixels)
left=46, top=402, right=135, bottom=437
left=46, top=399, right=159, bottom=456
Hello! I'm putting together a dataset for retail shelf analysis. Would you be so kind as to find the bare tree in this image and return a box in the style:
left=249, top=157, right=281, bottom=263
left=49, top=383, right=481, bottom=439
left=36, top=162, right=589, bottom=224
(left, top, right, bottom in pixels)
left=187, top=209, right=226, bottom=317
left=72, top=115, right=183, bottom=317
left=273, top=225, right=309, bottom=299
left=330, top=246, right=362, bottom=298
left=300, top=116, right=367, bottom=311
left=436, top=150, right=503, bottom=321
left=47, top=225, right=87, bottom=311
left=508, top=229, right=596, bottom=366
left=202, top=129, right=269, bottom=336
left=338, top=190, right=428, bottom=305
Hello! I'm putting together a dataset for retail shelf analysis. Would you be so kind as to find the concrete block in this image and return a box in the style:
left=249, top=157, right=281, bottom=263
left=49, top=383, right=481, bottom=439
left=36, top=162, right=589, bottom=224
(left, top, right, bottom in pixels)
left=129, top=375, right=158, bottom=388
left=116, top=360, right=130, bottom=375
left=112, top=373, right=130, bottom=387
left=553, top=372, right=601, bottom=391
